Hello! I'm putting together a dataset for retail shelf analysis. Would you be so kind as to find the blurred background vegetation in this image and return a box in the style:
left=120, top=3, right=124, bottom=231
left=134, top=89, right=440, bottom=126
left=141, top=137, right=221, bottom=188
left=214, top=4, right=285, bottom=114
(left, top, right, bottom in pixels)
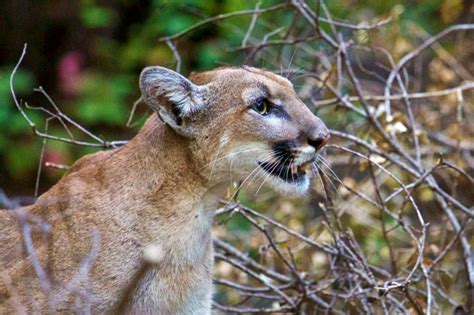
left=1, top=0, right=473, bottom=313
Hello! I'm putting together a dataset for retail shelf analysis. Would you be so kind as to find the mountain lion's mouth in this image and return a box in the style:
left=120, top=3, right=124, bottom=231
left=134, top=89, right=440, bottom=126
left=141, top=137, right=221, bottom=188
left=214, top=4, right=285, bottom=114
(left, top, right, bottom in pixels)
left=258, top=160, right=312, bottom=183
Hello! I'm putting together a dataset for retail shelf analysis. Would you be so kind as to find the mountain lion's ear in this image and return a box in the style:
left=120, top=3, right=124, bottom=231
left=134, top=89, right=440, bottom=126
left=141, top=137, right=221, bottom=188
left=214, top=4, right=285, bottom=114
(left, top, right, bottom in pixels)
left=139, top=66, right=208, bottom=136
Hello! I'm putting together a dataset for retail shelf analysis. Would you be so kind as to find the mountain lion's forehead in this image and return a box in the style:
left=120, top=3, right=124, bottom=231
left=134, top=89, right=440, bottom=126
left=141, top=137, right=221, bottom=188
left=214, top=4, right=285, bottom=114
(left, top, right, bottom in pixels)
left=198, top=66, right=294, bottom=89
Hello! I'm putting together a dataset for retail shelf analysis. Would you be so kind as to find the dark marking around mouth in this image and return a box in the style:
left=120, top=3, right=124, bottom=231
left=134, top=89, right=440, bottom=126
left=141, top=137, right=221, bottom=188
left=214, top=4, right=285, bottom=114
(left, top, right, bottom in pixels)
left=258, top=160, right=306, bottom=183
left=258, top=140, right=307, bottom=183
left=272, top=140, right=296, bottom=157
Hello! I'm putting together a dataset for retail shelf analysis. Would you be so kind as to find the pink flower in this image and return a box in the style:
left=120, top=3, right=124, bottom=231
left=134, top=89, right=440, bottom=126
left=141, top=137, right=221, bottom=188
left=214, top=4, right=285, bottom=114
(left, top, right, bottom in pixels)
left=57, top=51, right=84, bottom=97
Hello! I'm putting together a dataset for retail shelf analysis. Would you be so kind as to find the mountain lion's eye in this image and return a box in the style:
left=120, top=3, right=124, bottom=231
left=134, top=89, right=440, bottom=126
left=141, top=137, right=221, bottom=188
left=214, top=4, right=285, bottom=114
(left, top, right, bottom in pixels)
left=253, top=98, right=270, bottom=115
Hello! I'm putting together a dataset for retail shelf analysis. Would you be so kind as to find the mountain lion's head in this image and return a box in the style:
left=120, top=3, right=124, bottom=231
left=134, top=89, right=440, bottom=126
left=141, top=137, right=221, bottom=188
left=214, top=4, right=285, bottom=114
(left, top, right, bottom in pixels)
left=140, top=66, right=329, bottom=196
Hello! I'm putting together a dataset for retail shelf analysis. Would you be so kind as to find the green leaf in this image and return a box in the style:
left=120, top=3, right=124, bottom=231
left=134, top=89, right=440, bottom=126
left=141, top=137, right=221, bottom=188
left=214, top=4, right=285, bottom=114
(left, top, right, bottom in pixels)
left=76, top=73, right=132, bottom=125
left=80, top=6, right=116, bottom=28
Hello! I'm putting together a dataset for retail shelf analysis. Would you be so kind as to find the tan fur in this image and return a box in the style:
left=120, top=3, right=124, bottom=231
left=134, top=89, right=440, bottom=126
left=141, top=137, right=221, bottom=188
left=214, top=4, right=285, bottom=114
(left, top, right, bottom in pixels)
left=0, top=66, right=329, bottom=314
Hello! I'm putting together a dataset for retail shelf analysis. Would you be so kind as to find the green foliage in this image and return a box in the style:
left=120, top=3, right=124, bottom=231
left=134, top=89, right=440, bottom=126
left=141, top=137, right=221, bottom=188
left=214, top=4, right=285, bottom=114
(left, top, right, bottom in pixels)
left=0, top=68, right=35, bottom=133
left=0, top=67, right=37, bottom=175
left=76, top=73, right=132, bottom=125
left=80, top=3, right=117, bottom=28
left=5, top=142, right=39, bottom=178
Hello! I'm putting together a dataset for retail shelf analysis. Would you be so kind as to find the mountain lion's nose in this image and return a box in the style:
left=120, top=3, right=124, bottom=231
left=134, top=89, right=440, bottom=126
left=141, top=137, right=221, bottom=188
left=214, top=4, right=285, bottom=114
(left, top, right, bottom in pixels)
left=308, top=132, right=330, bottom=151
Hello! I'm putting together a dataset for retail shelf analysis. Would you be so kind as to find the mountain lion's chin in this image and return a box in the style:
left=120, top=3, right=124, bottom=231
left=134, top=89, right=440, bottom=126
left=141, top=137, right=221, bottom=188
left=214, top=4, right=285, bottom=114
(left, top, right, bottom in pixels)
left=265, top=173, right=311, bottom=197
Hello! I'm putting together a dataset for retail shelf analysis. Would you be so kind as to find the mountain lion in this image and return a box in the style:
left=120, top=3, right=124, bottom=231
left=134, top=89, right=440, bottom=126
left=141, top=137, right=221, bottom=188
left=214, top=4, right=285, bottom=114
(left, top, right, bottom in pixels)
left=0, top=66, right=329, bottom=314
